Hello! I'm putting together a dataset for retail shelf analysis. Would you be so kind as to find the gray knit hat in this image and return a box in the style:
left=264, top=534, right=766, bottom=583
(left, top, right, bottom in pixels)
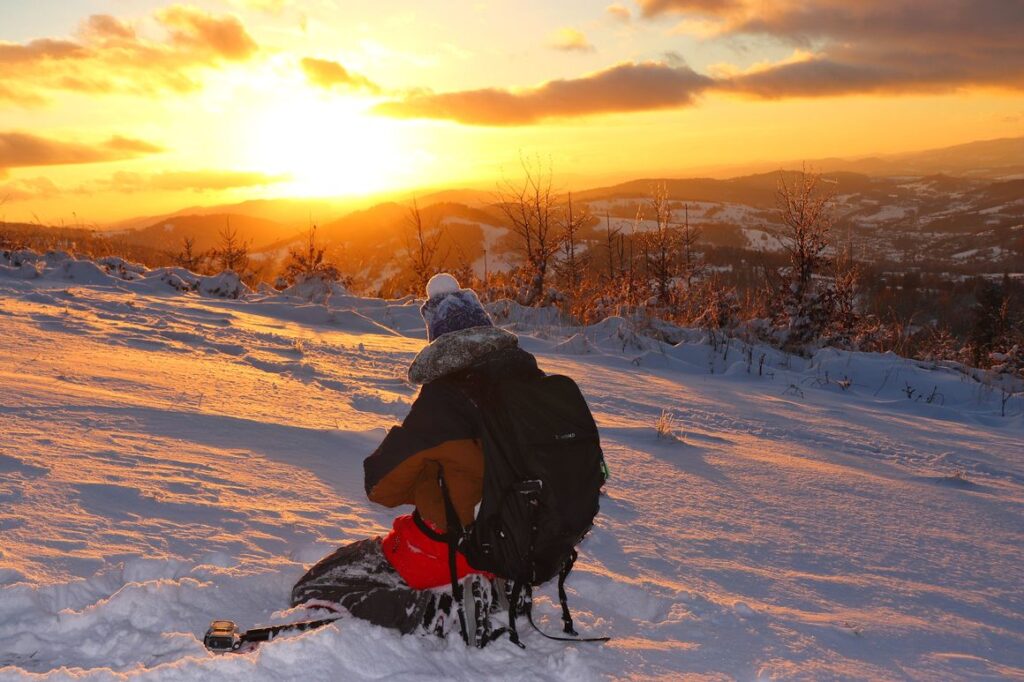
left=420, top=273, right=493, bottom=342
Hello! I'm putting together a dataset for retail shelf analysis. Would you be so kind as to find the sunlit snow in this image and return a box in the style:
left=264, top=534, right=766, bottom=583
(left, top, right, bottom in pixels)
left=1, top=253, right=1022, bottom=680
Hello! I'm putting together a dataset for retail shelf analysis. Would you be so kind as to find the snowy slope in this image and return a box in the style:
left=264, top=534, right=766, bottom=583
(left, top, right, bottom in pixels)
left=1, top=260, right=1023, bottom=680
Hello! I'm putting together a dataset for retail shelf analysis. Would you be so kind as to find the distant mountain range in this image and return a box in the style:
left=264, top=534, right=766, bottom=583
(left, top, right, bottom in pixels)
left=690, top=136, right=1024, bottom=181
left=18, top=135, right=1021, bottom=287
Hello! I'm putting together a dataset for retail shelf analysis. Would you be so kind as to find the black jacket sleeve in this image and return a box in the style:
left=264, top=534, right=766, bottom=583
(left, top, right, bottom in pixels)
left=363, top=379, right=479, bottom=496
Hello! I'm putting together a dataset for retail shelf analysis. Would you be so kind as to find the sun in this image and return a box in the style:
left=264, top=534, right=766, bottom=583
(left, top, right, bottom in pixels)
left=242, top=88, right=425, bottom=198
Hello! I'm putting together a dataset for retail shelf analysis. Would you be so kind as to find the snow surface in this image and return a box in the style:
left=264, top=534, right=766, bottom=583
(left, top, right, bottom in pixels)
left=857, top=205, right=911, bottom=224
left=1, top=258, right=1023, bottom=680
left=741, top=228, right=786, bottom=253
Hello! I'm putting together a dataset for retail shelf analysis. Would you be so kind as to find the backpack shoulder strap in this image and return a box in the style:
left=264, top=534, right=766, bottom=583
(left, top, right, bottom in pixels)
left=437, top=467, right=469, bottom=646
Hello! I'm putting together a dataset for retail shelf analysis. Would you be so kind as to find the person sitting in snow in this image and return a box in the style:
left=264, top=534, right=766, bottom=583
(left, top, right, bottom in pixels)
left=291, top=273, right=539, bottom=637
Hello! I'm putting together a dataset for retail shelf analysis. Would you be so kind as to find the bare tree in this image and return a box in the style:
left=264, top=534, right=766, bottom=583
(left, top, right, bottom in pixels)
left=212, top=219, right=249, bottom=273
left=678, top=203, right=704, bottom=289
left=775, top=167, right=835, bottom=297
left=495, top=156, right=560, bottom=306
left=554, top=192, right=590, bottom=297
left=771, top=167, right=841, bottom=349
left=645, top=184, right=678, bottom=306
left=404, top=199, right=449, bottom=293
left=0, top=195, right=9, bottom=251
left=623, top=206, right=642, bottom=307
left=829, top=242, right=861, bottom=344
left=603, top=212, right=621, bottom=281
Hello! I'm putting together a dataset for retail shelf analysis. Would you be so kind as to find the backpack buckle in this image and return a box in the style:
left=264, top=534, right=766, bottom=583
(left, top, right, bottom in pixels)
left=515, top=480, right=543, bottom=495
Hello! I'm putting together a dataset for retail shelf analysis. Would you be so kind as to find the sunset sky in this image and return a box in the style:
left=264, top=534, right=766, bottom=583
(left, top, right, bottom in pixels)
left=2, top=0, right=1024, bottom=224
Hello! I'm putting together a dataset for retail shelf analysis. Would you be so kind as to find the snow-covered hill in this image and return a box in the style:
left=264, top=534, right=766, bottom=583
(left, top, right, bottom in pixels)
left=1, top=256, right=1022, bottom=680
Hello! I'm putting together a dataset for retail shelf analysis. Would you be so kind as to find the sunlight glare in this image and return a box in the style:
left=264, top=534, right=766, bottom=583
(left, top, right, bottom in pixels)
left=243, top=88, right=425, bottom=198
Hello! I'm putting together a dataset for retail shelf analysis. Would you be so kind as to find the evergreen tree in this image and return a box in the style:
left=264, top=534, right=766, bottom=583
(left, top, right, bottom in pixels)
left=284, top=225, right=342, bottom=285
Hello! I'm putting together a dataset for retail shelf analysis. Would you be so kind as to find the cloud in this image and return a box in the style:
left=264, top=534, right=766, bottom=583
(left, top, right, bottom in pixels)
left=0, top=82, right=46, bottom=106
left=0, top=132, right=163, bottom=168
left=157, top=5, right=258, bottom=61
left=103, top=169, right=290, bottom=193
left=0, top=38, right=85, bottom=64
left=79, top=14, right=136, bottom=41
left=548, top=28, right=595, bottom=52
left=637, top=0, right=740, bottom=17
left=375, top=1, right=1024, bottom=127
left=0, top=6, right=260, bottom=105
left=0, top=169, right=289, bottom=203
left=374, top=60, right=713, bottom=125
left=0, top=176, right=61, bottom=203
left=300, top=57, right=379, bottom=92
left=104, top=136, right=165, bottom=154
left=606, top=4, right=631, bottom=22
left=639, top=0, right=1024, bottom=97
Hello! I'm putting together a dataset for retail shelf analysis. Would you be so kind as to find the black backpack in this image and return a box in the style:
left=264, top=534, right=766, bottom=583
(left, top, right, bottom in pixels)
left=437, top=373, right=609, bottom=647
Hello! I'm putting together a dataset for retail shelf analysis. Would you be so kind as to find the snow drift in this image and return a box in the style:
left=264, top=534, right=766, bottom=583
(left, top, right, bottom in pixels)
left=0, top=252, right=1022, bottom=680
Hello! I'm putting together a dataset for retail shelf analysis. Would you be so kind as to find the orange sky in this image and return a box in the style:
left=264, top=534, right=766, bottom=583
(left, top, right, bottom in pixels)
left=1, top=0, right=1023, bottom=224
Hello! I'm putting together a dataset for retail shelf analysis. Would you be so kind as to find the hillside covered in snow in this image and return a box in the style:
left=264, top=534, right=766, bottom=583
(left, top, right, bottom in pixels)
left=1, top=253, right=1023, bottom=680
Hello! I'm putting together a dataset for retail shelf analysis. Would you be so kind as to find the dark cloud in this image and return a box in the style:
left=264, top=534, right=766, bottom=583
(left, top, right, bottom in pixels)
left=374, top=61, right=713, bottom=125
left=637, top=0, right=740, bottom=17
left=0, top=6, right=260, bottom=105
left=723, top=57, right=912, bottom=97
left=378, top=0, right=1024, bottom=125
left=642, top=0, right=1024, bottom=96
left=0, top=132, right=163, bottom=168
left=300, top=57, right=379, bottom=92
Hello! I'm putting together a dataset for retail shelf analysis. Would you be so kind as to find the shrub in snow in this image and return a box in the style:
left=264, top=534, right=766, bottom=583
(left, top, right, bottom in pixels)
left=585, top=316, right=664, bottom=354
left=197, top=271, right=250, bottom=299
left=58, top=259, right=117, bottom=285
left=485, top=298, right=564, bottom=328
left=149, top=267, right=200, bottom=292
left=7, top=249, right=43, bottom=268
left=990, top=345, right=1023, bottom=379
left=43, top=250, right=74, bottom=265
left=641, top=316, right=689, bottom=345
left=685, top=279, right=740, bottom=334
left=655, top=409, right=683, bottom=442
left=1, top=258, right=43, bottom=279
left=281, top=272, right=350, bottom=304
left=96, top=256, right=147, bottom=281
